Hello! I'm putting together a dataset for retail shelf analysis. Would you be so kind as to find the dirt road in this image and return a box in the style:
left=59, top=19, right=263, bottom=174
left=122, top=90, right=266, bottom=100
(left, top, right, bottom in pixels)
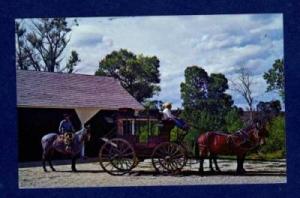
left=19, top=159, right=286, bottom=188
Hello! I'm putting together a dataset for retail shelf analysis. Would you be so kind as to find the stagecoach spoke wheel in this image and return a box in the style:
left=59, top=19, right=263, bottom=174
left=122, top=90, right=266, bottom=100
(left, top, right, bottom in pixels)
left=99, top=138, right=137, bottom=175
left=151, top=142, right=187, bottom=174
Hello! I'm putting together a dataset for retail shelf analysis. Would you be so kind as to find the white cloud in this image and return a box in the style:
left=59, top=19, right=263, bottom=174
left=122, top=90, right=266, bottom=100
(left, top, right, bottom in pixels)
left=63, top=14, right=284, bottom=109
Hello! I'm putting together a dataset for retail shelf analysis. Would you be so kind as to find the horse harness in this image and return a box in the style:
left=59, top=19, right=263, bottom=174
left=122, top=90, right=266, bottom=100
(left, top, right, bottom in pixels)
left=227, top=126, right=260, bottom=150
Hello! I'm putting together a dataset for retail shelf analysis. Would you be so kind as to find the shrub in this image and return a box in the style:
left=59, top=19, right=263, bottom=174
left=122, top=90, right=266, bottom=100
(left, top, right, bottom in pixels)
left=260, top=115, right=285, bottom=157
left=224, top=108, right=244, bottom=133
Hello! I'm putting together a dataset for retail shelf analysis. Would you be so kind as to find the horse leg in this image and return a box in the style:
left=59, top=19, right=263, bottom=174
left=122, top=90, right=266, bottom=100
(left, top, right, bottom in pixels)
left=71, top=155, right=78, bottom=172
left=42, top=151, right=48, bottom=172
left=199, top=157, right=204, bottom=174
left=212, top=155, right=221, bottom=172
left=198, top=146, right=208, bottom=174
left=240, top=155, right=246, bottom=173
left=47, top=150, right=56, bottom=171
left=209, top=155, right=215, bottom=172
left=236, top=154, right=246, bottom=174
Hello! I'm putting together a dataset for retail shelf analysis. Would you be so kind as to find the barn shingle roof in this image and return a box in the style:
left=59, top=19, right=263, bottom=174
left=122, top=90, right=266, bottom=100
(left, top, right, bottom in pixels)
left=16, top=70, right=144, bottom=110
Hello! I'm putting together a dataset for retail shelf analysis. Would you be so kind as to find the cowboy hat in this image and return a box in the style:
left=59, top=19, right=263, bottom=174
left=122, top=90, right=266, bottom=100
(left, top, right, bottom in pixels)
left=162, top=102, right=172, bottom=109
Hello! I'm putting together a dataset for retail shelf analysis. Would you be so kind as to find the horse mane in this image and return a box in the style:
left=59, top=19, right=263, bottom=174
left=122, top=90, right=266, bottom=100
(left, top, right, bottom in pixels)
left=234, top=123, right=255, bottom=135
left=75, top=127, right=85, bottom=136
left=243, top=124, right=255, bottom=131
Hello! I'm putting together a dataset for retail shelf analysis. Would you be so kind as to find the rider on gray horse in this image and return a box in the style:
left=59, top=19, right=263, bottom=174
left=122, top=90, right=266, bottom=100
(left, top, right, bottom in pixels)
left=58, top=113, right=75, bottom=134
left=58, top=113, right=75, bottom=151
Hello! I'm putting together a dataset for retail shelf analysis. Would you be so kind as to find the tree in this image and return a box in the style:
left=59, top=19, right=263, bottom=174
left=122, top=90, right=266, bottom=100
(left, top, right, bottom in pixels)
left=143, top=100, right=163, bottom=111
left=230, top=67, right=255, bottom=121
left=63, top=51, right=80, bottom=73
left=180, top=66, right=234, bottom=132
left=15, top=22, right=31, bottom=70
left=263, top=59, right=285, bottom=102
left=95, top=49, right=161, bottom=102
left=256, top=100, right=281, bottom=121
left=15, top=18, right=80, bottom=72
left=260, top=115, right=285, bottom=158
left=224, top=106, right=244, bottom=132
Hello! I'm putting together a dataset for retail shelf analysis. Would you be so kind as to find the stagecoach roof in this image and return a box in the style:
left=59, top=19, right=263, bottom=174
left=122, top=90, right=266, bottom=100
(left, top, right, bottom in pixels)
left=16, top=70, right=144, bottom=111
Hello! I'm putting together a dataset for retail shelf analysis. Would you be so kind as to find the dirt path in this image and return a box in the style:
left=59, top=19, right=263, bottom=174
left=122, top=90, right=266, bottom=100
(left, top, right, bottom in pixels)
left=19, top=159, right=286, bottom=188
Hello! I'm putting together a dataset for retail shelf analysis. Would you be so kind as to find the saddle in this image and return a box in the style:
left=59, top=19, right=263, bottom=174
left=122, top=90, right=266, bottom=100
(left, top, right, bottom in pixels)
left=56, top=132, right=75, bottom=152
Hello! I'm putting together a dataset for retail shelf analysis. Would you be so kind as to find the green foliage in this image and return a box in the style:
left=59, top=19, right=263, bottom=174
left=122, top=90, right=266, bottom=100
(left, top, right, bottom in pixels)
left=138, top=124, right=149, bottom=143
left=256, top=100, right=281, bottom=121
left=15, top=18, right=80, bottom=73
left=96, top=49, right=161, bottom=102
left=224, top=107, right=244, bottom=133
left=65, top=51, right=81, bottom=73
left=248, top=150, right=285, bottom=160
left=263, top=59, right=285, bottom=101
left=183, top=128, right=200, bottom=155
left=180, top=66, right=233, bottom=131
left=143, top=100, right=163, bottom=111
left=136, top=120, right=160, bottom=142
left=260, top=115, right=285, bottom=156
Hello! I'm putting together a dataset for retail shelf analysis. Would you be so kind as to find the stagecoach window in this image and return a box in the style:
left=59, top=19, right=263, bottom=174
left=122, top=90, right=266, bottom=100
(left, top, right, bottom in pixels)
left=122, top=119, right=160, bottom=139
left=123, top=120, right=133, bottom=135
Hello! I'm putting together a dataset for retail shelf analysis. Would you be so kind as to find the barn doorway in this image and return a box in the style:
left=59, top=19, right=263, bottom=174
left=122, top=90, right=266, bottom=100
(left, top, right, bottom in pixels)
left=18, top=108, right=117, bottom=161
left=85, top=110, right=117, bottom=157
left=18, top=108, right=81, bottom=162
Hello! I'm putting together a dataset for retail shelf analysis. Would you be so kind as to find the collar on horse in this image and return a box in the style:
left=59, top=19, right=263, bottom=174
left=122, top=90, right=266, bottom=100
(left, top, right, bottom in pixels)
left=228, top=125, right=260, bottom=150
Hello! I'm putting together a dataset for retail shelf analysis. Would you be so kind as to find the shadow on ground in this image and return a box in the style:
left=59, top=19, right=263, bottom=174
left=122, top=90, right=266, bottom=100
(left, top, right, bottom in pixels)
left=49, top=169, right=285, bottom=177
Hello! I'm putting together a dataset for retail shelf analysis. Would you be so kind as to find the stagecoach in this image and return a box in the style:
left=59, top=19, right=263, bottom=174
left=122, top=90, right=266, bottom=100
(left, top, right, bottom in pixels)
left=98, top=108, right=192, bottom=175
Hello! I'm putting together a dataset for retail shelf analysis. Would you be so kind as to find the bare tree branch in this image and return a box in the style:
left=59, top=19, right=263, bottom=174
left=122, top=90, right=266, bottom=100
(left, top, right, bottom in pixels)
left=229, top=67, right=255, bottom=121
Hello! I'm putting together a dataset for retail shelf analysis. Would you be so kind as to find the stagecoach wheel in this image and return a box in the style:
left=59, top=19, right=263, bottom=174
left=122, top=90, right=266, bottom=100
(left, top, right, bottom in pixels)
left=151, top=142, right=187, bottom=174
left=99, top=138, right=137, bottom=176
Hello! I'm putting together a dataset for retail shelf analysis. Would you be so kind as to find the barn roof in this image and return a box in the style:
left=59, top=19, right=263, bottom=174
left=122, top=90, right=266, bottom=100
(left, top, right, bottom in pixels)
left=16, top=70, right=144, bottom=110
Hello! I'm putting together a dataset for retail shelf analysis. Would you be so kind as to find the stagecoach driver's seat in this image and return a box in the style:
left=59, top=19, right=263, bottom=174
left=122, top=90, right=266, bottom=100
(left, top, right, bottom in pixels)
left=161, top=102, right=189, bottom=131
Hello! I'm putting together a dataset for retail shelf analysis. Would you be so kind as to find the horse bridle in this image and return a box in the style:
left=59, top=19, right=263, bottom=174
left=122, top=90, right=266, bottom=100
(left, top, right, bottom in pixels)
left=237, top=125, right=261, bottom=150
left=80, top=126, right=91, bottom=143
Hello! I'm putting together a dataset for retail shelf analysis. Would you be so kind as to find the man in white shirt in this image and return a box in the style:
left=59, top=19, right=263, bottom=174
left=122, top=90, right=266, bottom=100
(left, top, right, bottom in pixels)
left=162, top=102, right=188, bottom=130
left=162, top=103, right=175, bottom=120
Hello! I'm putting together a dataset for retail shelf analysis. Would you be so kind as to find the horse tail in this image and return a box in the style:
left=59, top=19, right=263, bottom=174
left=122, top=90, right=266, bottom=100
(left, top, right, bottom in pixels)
left=194, top=132, right=205, bottom=158
left=197, top=132, right=211, bottom=158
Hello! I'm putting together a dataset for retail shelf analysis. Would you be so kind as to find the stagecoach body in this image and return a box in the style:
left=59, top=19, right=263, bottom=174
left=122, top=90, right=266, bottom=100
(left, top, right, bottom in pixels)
left=98, top=108, right=189, bottom=175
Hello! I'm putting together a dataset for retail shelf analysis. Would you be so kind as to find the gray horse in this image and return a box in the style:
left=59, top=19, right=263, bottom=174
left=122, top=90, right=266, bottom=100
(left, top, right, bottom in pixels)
left=41, top=125, right=91, bottom=172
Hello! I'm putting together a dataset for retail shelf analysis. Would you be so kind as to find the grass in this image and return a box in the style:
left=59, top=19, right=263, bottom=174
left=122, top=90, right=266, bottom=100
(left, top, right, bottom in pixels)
left=247, top=150, right=285, bottom=160
left=214, top=150, right=285, bottom=161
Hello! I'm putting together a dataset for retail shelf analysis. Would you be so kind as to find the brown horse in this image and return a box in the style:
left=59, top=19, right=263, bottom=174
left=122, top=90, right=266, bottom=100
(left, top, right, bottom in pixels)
left=196, top=120, right=268, bottom=174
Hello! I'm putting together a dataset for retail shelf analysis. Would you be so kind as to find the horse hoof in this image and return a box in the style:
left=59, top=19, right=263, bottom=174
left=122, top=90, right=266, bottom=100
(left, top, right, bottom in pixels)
left=43, top=169, right=48, bottom=172
left=198, top=169, right=204, bottom=176
left=72, top=168, right=77, bottom=172
left=236, top=169, right=246, bottom=175
left=51, top=168, right=56, bottom=171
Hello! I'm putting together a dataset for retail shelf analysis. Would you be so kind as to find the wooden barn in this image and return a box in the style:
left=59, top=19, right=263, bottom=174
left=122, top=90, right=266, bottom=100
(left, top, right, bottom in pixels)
left=17, top=70, right=144, bottom=161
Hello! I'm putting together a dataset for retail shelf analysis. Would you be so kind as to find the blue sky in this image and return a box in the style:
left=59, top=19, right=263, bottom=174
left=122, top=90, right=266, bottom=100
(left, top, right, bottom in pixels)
left=64, top=14, right=283, bottom=109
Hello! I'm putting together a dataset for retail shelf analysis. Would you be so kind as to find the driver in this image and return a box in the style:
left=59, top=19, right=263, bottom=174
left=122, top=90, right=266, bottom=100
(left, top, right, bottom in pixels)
left=162, top=102, right=188, bottom=131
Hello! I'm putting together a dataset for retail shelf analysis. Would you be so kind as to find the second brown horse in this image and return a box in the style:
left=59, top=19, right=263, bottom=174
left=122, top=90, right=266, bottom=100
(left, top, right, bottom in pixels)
left=196, top=120, right=268, bottom=174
